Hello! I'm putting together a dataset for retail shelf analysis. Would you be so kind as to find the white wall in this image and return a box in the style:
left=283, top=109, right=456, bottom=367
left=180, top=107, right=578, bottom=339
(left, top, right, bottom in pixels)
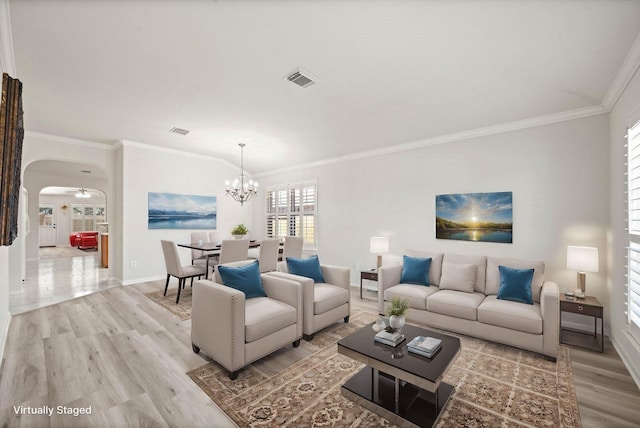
left=255, top=114, right=610, bottom=327
left=609, top=66, right=640, bottom=386
left=119, top=143, right=254, bottom=284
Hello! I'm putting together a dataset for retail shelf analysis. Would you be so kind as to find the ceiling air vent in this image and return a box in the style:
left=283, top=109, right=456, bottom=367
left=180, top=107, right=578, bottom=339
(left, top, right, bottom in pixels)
left=285, top=68, right=317, bottom=88
left=169, top=127, right=190, bottom=136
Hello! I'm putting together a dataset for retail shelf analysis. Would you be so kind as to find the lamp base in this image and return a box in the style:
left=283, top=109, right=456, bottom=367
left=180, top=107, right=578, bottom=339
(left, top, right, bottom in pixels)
left=574, top=289, right=585, bottom=299
left=377, top=255, right=382, bottom=269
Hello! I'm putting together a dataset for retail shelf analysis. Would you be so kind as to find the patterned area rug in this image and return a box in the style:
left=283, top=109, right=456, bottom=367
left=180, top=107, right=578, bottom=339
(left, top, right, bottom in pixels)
left=144, top=285, right=192, bottom=321
left=187, top=312, right=581, bottom=427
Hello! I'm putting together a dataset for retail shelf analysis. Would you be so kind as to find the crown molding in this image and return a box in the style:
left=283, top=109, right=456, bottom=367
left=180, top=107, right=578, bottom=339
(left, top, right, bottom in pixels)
left=602, top=30, right=640, bottom=112
left=256, top=104, right=607, bottom=177
left=24, top=131, right=116, bottom=151
left=0, top=0, right=16, bottom=75
left=118, top=139, right=243, bottom=173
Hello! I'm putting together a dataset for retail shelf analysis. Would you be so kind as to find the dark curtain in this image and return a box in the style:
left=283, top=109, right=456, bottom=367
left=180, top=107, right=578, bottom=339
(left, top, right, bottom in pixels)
left=0, top=73, right=24, bottom=246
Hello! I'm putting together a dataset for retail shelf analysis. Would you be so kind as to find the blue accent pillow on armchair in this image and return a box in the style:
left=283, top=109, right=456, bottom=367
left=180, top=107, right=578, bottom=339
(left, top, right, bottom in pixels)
left=497, top=265, right=534, bottom=305
left=287, top=255, right=326, bottom=283
left=400, top=255, right=431, bottom=286
left=217, top=261, right=267, bottom=299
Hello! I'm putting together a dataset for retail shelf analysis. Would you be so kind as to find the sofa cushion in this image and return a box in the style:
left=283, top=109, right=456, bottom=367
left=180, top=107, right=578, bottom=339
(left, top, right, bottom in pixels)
left=486, top=257, right=545, bottom=302
left=245, top=297, right=297, bottom=342
left=400, top=255, right=431, bottom=286
left=477, top=295, right=543, bottom=334
left=442, top=254, right=487, bottom=294
left=384, top=284, right=439, bottom=311
left=405, top=250, right=444, bottom=286
left=426, top=290, right=485, bottom=321
left=497, top=265, right=534, bottom=305
left=314, top=283, right=349, bottom=315
left=439, top=262, right=476, bottom=293
left=217, top=261, right=266, bottom=299
left=287, top=255, right=325, bottom=283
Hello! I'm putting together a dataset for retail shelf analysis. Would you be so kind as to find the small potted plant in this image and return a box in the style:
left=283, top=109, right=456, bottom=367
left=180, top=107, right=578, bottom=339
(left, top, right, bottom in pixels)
left=231, top=223, right=249, bottom=239
left=386, top=296, right=410, bottom=332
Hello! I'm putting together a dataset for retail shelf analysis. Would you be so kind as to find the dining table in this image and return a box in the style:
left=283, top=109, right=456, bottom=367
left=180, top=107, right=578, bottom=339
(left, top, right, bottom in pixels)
left=177, top=240, right=262, bottom=279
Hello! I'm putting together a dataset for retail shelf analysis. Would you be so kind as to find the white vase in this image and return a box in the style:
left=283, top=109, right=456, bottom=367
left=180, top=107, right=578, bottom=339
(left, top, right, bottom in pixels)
left=389, top=315, right=405, bottom=332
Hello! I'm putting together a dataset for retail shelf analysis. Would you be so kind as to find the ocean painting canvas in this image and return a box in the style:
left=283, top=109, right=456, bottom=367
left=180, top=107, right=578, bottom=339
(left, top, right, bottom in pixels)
left=148, top=192, right=217, bottom=229
left=436, top=192, right=512, bottom=243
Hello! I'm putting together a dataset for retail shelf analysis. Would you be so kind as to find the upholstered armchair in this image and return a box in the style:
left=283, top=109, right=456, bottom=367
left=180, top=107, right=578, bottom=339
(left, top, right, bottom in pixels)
left=191, top=260, right=303, bottom=379
left=269, top=257, right=351, bottom=341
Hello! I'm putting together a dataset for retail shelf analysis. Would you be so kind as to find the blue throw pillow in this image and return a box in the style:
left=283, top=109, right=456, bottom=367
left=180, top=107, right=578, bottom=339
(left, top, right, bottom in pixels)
left=287, top=255, right=325, bottom=283
left=400, top=255, right=431, bottom=286
left=217, top=261, right=266, bottom=299
left=497, top=265, right=534, bottom=305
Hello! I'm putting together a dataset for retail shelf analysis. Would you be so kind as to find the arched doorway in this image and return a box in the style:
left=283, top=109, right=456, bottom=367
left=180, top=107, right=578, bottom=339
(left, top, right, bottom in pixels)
left=11, top=160, right=116, bottom=314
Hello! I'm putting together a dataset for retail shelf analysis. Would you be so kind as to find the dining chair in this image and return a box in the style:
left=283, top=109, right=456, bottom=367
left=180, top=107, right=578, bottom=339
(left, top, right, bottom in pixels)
left=161, top=240, right=207, bottom=303
left=282, top=236, right=304, bottom=260
left=209, top=230, right=220, bottom=245
left=218, top=239, right=250, bottom=264
left=257, top=239, right=279, bottom=273
left=190, top=231, right=209, bottom=264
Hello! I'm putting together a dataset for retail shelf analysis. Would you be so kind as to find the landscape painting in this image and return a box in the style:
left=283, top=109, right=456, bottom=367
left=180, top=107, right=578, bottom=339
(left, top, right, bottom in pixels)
left=148, top=192, right=216, bottom=229
left=436, top=192, right=513, bottom=243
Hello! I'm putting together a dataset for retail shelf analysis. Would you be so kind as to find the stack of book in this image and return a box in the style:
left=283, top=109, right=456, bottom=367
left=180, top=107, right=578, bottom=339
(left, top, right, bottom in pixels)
left=374, top=329, right=405, bottom=347
left=407, top=336, right=442, bottom=358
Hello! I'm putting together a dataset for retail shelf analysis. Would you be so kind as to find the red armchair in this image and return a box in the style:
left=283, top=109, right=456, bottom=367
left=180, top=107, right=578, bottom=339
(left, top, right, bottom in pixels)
left=70, top=232, right=99, bottom=250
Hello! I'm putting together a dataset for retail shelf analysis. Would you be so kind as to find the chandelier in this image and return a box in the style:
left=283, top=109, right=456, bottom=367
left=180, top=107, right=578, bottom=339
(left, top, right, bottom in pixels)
left=75, top=188, right=91, bottom=198
left=225, top=143, right=258, bottom=206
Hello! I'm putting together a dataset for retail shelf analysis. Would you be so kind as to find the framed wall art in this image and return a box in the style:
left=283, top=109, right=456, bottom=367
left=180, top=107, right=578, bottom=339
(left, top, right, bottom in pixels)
left=148, top=192, right=216, bottom=229
left=436, top=191, right=512, bottom=243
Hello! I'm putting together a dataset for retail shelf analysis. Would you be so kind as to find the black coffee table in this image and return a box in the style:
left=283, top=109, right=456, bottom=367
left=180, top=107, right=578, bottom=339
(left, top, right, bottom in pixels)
left=337, top=322, right=460, bottom=428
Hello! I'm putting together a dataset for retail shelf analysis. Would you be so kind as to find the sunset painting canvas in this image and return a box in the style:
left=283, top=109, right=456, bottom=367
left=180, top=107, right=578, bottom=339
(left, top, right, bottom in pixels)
left=436, top=192, right=513, bottom=243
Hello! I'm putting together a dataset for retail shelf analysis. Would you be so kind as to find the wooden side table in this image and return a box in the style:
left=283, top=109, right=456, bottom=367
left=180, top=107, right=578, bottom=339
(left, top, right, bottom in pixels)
left=560, top=294, right=604, bottom=352
left=360, top=269, right=378, bottom=299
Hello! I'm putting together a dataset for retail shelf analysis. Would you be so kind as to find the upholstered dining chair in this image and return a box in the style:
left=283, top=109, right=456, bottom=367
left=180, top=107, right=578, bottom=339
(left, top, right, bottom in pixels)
left=209, top=230, right=220, bottom=245
left=160, top=240, right=207, bottom=303
left=191, top=259, right=303, bottom=379
left=282, top=236, right=304, bottom=259
left=218, top=239, right=250, bottom=265
left=190, top=231, right=209, bottom=264
left=257, top=239, right=279, bottom=273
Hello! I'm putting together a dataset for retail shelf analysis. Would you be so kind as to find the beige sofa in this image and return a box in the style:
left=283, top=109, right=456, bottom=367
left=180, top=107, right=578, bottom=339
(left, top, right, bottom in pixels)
left=378, top=251, right=559, bottom=359
left=191, top=260, right=303, bottom=379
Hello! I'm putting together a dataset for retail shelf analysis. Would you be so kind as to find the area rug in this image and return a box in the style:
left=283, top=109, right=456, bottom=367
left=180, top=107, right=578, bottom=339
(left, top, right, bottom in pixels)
left=187, top=312, right=581, bottom=427
left=144, top=286, right=192, bottom=321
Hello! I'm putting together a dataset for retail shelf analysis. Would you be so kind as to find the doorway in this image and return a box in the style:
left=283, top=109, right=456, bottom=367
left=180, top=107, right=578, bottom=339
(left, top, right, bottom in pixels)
left=38, top=204, right=57, bottom=247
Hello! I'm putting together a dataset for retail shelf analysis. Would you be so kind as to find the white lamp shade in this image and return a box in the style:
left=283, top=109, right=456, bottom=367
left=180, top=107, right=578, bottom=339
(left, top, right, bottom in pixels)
left=566, top=246, right=599, bottom=273
left=370, top=237, right=389, bottom=254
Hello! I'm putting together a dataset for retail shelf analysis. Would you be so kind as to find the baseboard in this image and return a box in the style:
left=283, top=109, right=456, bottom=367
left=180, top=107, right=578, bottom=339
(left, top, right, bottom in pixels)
left=611, top=331, right=640, bottom=390
left=121, top=274, right=166, bottom=286
left=0, top=311, right=11, bottom=361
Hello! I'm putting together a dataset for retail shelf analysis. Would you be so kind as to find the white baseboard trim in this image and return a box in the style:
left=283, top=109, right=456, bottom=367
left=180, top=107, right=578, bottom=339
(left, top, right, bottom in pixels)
left=122, top=274, right=166, bottom=286
left=611, top=331, right=640, bottom=389
left=0, top=311, right=11, bottom=361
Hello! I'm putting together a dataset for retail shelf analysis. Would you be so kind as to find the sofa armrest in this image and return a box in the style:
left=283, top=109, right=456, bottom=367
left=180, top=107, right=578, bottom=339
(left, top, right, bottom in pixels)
left=192, top=279, right=245, bottom=371
left=320, top=265, right=350, bottom=289
left=378, top=264, right=403, bottom=314
left=262, top=274, right=303, bottom=338
left=540, top=280, right=559, bottom=358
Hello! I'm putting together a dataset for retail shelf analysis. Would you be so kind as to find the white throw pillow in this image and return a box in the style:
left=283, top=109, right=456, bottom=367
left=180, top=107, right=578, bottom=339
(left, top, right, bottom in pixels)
left=439, top=262, right=477, bottom=293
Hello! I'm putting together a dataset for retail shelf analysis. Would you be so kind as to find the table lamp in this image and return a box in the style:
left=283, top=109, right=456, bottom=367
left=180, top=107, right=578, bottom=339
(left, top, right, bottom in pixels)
left=370, top=237, right=389, bottom=269
left=566, top=246, right=599, bottom=299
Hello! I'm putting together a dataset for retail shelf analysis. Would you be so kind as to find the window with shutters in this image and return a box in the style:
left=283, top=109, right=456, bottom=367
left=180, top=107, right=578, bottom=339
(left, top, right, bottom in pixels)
left=626, top=118, right=640, bottom=343
left=71, top=204, right=106, bottom=232
left=265, top=182, right=316, bottom=248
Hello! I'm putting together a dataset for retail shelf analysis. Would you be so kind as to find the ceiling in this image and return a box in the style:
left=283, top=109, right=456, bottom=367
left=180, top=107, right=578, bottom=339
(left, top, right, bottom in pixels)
left=8, top=0, right=640, bottom=174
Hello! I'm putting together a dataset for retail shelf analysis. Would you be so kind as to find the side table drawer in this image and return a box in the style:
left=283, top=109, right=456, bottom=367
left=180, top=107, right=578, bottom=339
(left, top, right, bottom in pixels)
left=561, top=302, right=602, bottom=317
left=361, top=271, right=378, bottom=281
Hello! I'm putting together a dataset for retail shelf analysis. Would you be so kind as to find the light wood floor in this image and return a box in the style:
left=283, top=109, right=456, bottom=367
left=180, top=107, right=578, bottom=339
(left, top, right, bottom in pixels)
left=1, top=283, right=639, bottom=427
